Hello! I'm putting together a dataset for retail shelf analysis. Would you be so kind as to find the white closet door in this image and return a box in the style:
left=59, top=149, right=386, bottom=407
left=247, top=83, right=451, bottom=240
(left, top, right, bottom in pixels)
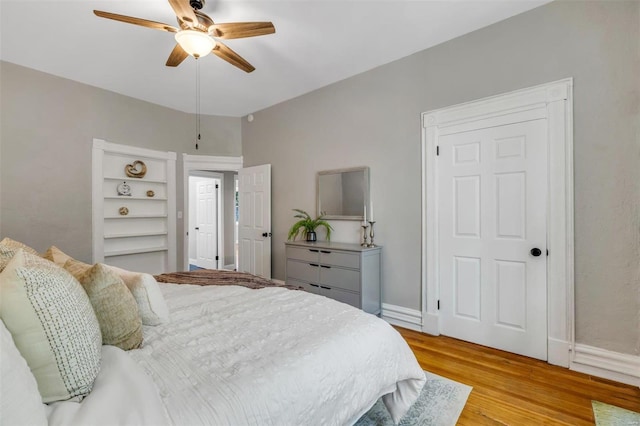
left=194, top=178, right=220, bottom=269
left=438, top=119, right=548, bottom=360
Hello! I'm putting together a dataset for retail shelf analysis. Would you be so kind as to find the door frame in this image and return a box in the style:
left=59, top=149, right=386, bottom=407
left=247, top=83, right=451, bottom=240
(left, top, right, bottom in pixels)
left=421, top=78, right=574, bottom=367
left=188, top=172, right=223, bottom=269
left=182, top=154, right=243, bottom=272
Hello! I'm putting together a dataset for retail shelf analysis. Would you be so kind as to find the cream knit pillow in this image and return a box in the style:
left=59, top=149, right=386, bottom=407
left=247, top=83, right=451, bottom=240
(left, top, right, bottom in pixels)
left=0, top=237, right=39, bottom=256
left=77, top=263, right=143, bottom=351
left=0, top=250, right=102, bottom=403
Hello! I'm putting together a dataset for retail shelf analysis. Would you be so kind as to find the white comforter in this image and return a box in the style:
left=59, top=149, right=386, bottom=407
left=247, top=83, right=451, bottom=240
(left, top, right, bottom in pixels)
left=127, top=283, right=426, bottom=426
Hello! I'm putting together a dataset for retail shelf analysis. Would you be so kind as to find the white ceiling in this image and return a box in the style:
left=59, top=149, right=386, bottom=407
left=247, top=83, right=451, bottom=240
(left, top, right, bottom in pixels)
left=0, top=0, right=550, bottom=117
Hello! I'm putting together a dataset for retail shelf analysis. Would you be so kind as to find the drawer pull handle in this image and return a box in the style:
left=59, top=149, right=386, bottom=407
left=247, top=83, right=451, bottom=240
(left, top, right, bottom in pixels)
left=308, top=249, right=319, bottom=253
left=310, top=284, right=320, bottom=288
left=320, top=250, right=331, bottom=254
left=320, top=265, right=331, bottom=269
left=320, top=286, right=330, bottom=290
left=309, top=263, right=319, bottom=267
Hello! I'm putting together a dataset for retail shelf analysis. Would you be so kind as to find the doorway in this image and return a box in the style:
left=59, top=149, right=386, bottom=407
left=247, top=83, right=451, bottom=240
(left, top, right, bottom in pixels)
left=421, top=79, right=574, bottom=367
left=182, top=155, right=243, bottom=272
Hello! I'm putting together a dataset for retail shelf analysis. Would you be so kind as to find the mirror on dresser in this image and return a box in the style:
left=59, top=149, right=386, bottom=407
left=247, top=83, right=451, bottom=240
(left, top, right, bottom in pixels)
left=317, top=167, right=369, bottom=220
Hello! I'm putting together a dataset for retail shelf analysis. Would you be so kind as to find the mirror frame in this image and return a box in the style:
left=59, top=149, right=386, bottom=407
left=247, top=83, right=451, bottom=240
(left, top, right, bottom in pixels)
left=317, top=166, right=370, bottom=221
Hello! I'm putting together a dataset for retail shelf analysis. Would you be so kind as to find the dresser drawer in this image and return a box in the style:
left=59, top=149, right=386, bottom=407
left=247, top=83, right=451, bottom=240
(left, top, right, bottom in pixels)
left=319, top=266, right=360, bottom=292
left=286, top=259, right=319, bottom=282
left=319, top=286, right=361, bottom=308
left=286, top=246, right=320, bottom=263
left=319, top=250, right=360, bottom=269
left=287, top=278, right=319, bottom=294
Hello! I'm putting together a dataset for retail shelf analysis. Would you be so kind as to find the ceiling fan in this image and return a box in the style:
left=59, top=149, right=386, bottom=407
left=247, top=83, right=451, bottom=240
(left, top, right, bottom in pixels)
left=94, top=0, right=275, bottom=73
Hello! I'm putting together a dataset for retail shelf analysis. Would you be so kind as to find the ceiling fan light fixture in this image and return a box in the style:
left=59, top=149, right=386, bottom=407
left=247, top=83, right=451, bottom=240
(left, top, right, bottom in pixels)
left=175, top=30, right=216, bottom=58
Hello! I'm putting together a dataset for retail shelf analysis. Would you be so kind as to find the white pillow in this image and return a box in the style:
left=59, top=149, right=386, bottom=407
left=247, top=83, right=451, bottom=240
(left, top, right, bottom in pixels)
left=0, top=250, right=102, bottom=403
left=47, top=345, right=170, bottom=426
left=105, top=265, right=169, bottom=326
left=0, top=320, right=48, bottom=426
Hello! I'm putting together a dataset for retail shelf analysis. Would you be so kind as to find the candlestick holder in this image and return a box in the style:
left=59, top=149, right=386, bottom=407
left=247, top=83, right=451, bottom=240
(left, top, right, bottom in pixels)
left=361, top=225, right=369, bottom=246
left=367, top=221, right=376, bottom=247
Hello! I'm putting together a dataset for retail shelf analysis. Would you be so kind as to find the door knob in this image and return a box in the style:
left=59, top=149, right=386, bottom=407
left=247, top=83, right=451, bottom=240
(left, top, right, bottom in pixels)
left=530, top=248, right=542, bottom=257
left=262, top=232, right=272, bottom=237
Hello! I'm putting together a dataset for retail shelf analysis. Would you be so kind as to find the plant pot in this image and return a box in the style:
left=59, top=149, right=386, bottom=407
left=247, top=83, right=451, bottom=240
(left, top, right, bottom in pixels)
left=306, top=231, right=317, bottom=242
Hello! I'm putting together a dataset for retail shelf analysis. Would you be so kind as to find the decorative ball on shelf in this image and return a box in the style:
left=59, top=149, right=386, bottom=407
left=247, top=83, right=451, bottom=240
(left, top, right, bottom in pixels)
left=118, top=207, right=129, bottom=216
left=146, top=190, right=155, bottom=197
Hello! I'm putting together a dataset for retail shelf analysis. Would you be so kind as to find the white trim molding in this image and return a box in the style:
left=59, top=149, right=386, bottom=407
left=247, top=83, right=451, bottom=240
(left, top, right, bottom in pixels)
left=421, top=79, right=574, bottom=368
left=382, top=303, right=423, bottom=332
left=571, top=344, right=640, bottom=387
left=182, top=154, right=243, bottom=271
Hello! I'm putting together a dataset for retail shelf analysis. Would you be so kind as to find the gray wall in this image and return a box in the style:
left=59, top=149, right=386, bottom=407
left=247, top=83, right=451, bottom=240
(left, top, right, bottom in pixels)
left=0, top=61, right=242, bottom=270
left=242, top=1, right=640, bottom=355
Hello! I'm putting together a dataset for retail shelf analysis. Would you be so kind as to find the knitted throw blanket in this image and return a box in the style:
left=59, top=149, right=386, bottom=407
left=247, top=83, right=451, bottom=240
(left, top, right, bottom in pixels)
left=154, top=269, right=302, bottom=291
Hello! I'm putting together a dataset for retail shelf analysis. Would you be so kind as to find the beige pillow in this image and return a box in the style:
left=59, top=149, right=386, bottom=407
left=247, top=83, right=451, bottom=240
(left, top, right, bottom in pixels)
left=0, top=250, right=102, bottom=403
left=0, top=237, right=39, bottom=256
left=105, top=265, right=169, bottom=326
left=63, top=257, right=93, bottom=280
left=42, top=245, right=73, bottom=267
left=77, top=263, right=143, bottom=351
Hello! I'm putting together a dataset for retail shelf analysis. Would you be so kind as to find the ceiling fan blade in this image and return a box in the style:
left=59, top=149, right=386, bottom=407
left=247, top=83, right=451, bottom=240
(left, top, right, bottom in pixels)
left=212, top=41, right=255, bottom=73
left=209, top=22, right=275, bottom=39
left=93, top=10, right=178, bottom=32
left=166, top=44, right=189, bottom=67
left=168, top=0, right=198, bottom=28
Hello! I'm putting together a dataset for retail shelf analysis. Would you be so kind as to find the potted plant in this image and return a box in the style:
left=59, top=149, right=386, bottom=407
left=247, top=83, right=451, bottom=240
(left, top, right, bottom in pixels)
left=287, top=209, right=333, bottom=242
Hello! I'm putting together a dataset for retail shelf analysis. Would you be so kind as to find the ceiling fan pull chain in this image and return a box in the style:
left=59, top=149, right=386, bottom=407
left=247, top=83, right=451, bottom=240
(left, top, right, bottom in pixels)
left=195, top=59, right=200, bottom=150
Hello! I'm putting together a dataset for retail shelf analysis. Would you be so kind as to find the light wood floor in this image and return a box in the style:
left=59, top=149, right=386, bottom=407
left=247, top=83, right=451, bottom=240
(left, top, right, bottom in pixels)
left=396, top=327, right=640, bottom=425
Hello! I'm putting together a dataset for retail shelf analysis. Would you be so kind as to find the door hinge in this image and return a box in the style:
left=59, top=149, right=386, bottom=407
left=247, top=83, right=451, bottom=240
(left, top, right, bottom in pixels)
left=437, top=300, right=440, bottom=310
left=436, top=146, right=440, bottom=156
left=547, top=249, right=549, bottom=256
left=215, top=255, right=219, bottom=261
left=215, top=184, right=219, bottom=189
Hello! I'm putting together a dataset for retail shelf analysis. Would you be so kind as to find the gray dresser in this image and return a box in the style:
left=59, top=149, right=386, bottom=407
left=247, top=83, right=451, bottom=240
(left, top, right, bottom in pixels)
left=285, top=241, right=381, bottom=315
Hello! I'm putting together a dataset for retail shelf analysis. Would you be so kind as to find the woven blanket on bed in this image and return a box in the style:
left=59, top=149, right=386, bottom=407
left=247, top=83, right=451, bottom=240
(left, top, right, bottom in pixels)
left=153, top=270, right=303, bottom=291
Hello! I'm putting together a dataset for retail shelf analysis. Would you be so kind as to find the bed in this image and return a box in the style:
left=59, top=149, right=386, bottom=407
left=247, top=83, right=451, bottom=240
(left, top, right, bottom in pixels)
left=0, top=243, right=426, bottom=426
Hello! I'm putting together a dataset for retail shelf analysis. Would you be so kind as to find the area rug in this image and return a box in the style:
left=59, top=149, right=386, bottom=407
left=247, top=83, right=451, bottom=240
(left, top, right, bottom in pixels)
left=355, top=371, right=472, bottom=426
left=593, top=401, right=640, bottom=425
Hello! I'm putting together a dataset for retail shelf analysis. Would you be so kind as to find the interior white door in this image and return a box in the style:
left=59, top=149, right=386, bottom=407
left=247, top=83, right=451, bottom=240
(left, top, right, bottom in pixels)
left=438, top=119, right=548, bottom=360
left=238, top=164, right=271, bottom=278
left=194, top=178, right=220, bottom=269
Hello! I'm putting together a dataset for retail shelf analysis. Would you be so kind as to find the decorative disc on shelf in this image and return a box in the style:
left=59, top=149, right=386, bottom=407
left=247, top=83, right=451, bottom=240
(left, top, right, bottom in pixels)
left=117, top=181, right=131, bottom=196
left=146, top=190, right=155, bottom=197
left=118, top=207, right=129, bottom=216
left=125, top=160, right=147, bottom=178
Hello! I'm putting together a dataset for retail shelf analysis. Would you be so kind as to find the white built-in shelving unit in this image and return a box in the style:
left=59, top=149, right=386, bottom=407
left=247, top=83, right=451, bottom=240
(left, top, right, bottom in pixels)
left=92, top=139, right=176, bottom=274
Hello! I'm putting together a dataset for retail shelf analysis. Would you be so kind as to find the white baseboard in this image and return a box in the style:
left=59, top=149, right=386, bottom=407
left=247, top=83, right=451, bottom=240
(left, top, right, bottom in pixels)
left=548, top=338, right=570, bottom=368
left=571, top=343, right=640, bottom=387
left=382, top=303, right=422, bottom=332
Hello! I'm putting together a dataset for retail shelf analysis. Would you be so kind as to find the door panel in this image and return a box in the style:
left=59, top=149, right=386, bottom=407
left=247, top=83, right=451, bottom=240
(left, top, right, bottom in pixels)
left=194, top=178, right=220, bottom=269
left=238, top=164, right=271, bottom=278
left=439, top=119, right=547, bottom=360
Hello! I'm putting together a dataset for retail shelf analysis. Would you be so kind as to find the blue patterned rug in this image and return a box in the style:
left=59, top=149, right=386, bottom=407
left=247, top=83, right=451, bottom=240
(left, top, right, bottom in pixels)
left=593, top=401, right=640, bottom=425
left=355, top=371, right=471, bottom=426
